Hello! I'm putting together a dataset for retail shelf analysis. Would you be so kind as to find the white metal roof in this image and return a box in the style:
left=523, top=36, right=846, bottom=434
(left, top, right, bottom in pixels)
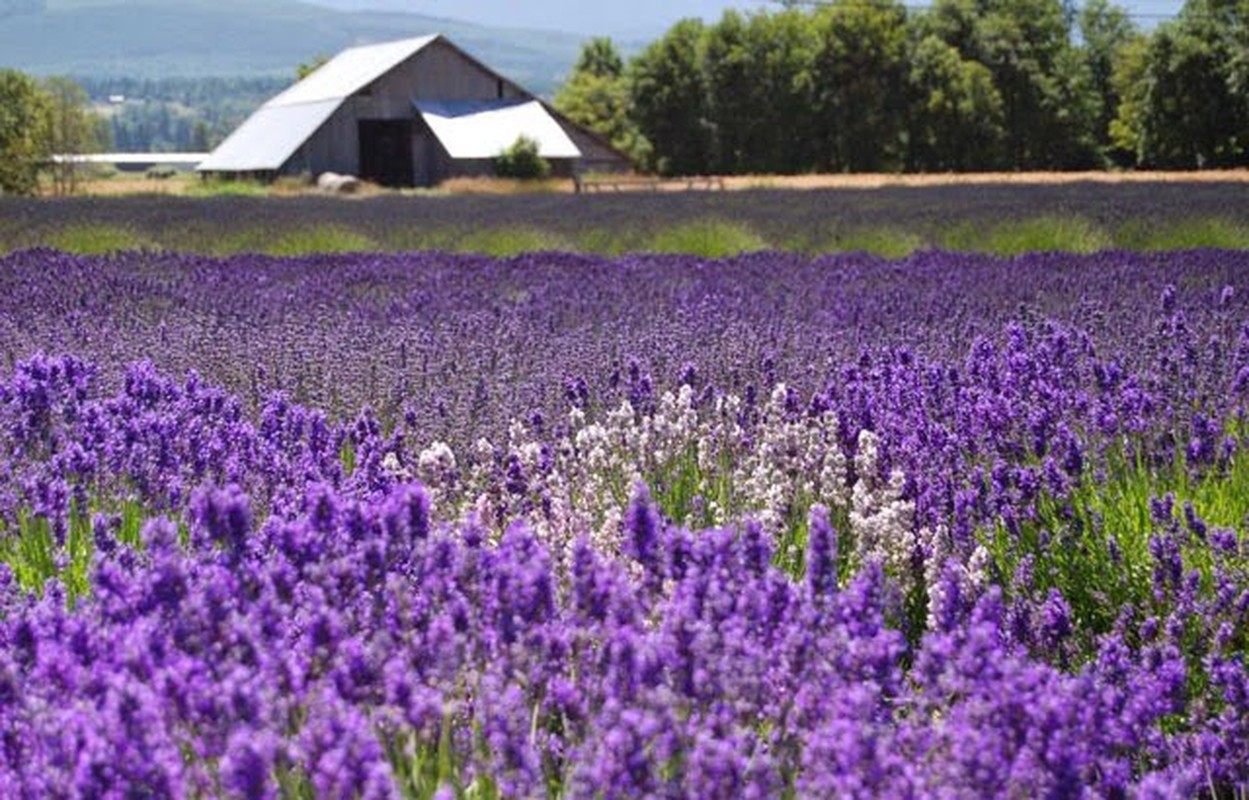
left=415, top=99, right=582, bottom=160
left=199, top=35, right=437, bottom=172
left=53, top=153, right=207, bottom=166
left=268, top=35, right=438, bottom=107
left=197, top=100, right=340, bottom=172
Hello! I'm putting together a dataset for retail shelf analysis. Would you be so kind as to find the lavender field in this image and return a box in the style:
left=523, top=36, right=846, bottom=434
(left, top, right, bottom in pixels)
left=4, top=182, right=1249, bottom=257
left=2, top=241, right=1249, bottom=796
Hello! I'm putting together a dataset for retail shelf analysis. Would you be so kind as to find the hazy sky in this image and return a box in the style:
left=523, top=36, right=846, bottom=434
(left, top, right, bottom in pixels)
left=315, top=0, right=1186, bottom=36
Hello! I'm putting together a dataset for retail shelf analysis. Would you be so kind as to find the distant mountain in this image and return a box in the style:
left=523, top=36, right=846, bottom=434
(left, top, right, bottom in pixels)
left=302, top=0, right=774, bottom=38
left=0, top=0, right=589, bottom=94
left=306, top=0, right=1188, bottom=37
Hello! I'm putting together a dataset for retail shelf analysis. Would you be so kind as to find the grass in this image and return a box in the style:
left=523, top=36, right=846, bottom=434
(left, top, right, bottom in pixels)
left=814, top=225, right=926, bottom=258
left=645, top=218, right=770, bottom=258
left=939, top=215, right=1115, bottom=255
left=175, top=224, right=381, bottom=256
left=1116, top=217, right=1249, bottom=251
left=451, top=226, right=575, bottom=257
left=6, top=213, right=1249, bottom=260
left=0, top=499, right=150, bottom=599
left=44, top=223, right=156, bottom=255
left=981, top=437, right=1249, bottom=663
left=434, top=176, right=570, bottom=195
left=175, top=225, right=283, bottom=256
left=182, top=178, right=274, bottom=198
left=265, top=225, right=379, bottom=256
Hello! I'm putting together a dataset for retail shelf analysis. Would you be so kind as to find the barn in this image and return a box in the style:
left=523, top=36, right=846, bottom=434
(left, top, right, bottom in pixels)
left=197, top=34, right=629, bottom=187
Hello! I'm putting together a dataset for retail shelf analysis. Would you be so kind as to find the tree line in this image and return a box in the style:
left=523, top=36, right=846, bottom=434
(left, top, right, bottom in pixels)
left=0, top=72, right=294, bottom=195
left=555, top=0, right=1249, bottom=174
left=0, top=70, right=106, bottom=195
left=77, top=76, right=290, bottom=154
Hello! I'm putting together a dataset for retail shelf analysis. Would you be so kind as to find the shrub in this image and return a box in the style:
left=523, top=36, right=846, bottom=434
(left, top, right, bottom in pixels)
left=493, top=135, right=551, bottom=181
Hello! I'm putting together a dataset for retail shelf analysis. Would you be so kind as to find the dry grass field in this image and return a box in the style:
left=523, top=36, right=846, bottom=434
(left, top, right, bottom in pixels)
left=720, top=169, right=1249, bottom=190
left=52, top=168, right=1249, bottom=198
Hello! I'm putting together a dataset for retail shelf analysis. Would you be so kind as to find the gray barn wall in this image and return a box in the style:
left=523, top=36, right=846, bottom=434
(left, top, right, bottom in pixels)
left=281, top=38, right=630, bottom=184
left=560, top=124, right=630, bottom=173
left=289, top=40, right=531, bottom=181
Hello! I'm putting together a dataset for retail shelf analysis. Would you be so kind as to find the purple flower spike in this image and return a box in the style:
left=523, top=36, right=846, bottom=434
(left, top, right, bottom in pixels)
left=806, top=504, right=839, bottom=599
left=379, top=482, right=431, bottom=545
left=221, top=728, right=280, bottom=800
left=190, top=484, right=253, bottom=556
left=624, top=484, right=663, bottom=584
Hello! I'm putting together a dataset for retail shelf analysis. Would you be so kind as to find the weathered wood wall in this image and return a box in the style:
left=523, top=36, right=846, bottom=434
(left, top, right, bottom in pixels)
left=285, top=38, right=629, bottom=186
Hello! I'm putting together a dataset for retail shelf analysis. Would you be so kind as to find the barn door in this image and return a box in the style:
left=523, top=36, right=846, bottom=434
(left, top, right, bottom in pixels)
left=412, top=127, right=435, bottom=187
left=358, top=120, right=414, bottom=187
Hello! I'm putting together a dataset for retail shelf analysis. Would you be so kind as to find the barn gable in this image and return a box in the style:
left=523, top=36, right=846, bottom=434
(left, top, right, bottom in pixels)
left=199, top=34, right=630, bottom=186
left=197, top=35, right=438, bottom=174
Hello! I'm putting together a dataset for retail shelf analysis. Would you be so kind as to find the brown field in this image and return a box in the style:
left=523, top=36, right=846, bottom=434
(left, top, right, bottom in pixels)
left=51, top=168, right=1249, bottom=198
left=720, top=169, right=1249, bottom=190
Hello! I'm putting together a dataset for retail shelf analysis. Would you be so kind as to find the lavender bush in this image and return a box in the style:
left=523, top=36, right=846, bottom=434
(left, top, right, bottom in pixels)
left=1, top=246, right=1248, bottom=796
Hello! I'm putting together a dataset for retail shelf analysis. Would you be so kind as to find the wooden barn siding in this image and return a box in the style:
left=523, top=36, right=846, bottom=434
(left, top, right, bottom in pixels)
left=291, top=40, right=530, bottom=181
left=561, top=125, right=629, bottom=173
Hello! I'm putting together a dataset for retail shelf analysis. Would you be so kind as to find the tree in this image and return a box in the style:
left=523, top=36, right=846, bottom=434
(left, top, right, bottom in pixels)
left=0, top=69, right=51, bottom=196
left=743, top=10, right=820, bottom=173
left=1113, top=0, right=1249, bottom=167
left=555, top=38, right=646, bottom=165
left=1079, top=0, right=1136, bottom=158
left=808, top=0, right=910, bottom=172
left=927, top=0, right=1099, bottom=168
left=575, top=37, right=624, bottom=79
left=702, top=10, right=757, bottom=173
left=42, top=76, right=106, bottom=196
left=296, top=55, right=330, bottom=81
left=191, top=120, right=212, bottom=152
left=628, top=19, right=714, bottom=175
left=1107, top=32, right=1150, bottom=160
left=907, top=35, right=1006, bottom=170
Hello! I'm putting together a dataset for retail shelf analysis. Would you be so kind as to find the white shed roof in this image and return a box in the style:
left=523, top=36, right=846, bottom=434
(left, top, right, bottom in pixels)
left=415, top=99, right=582, bottom=160
left=199, top=35, right=437, bottom=172
left=197, top=100, right=340, bottom=172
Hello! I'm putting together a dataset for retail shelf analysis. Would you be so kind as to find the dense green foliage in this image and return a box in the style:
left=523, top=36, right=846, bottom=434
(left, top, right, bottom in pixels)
left=493, top=135, right=553, bottom=180
left=42, top=77, right=109, bottom=196
left=558, top=0, right=1249, bottom=174
left=0, top=70, right=51, bottom=195
left=0, top=71, right=107, bottom=196
left=553, top=40, right=647, bottom=164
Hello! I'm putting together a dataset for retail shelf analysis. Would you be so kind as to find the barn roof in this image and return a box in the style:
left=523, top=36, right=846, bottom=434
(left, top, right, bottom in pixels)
left=198, top=35, right=437, bottom=172
left=197, top=100, right=341, bottom=173
left=415, top=99, right=581, bottom=159
left=268, top=35, right=438, bottom=107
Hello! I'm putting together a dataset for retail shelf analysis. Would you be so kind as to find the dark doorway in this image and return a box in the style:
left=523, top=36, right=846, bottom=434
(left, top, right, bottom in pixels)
left=358, top=120, right=414, bottom=186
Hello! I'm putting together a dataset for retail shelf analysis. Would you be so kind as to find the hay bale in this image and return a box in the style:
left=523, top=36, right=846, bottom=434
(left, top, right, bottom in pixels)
left=316, top=172, right=362, bottom=194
